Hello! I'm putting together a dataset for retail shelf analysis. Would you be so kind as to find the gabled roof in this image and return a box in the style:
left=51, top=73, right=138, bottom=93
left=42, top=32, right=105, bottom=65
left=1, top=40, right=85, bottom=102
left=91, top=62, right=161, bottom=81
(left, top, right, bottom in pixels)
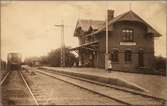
left=74, top=19, right=104, bottom=36
left=77, top=20, right=104, bottom=31
left=95, top=10, right=161, bottom=37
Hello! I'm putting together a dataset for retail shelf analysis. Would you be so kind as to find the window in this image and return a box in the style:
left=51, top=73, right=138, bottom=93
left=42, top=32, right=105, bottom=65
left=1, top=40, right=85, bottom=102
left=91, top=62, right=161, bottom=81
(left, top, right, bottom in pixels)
left=138, top=49, right=144, bottom=67
left=76, top=27, right=83, bottom=35
left=86, top=26, right=93, bottom=34
left=125, top=50, right=132, bottom=62
left=111, top=50, right=119, bottom=62
left=81, top=36, right=85, bottom=44
left=85, top=36, right=90, bottom=43
left=122, top=29, right=134, bottom=42
left=85, top=36, right=94, bottom=43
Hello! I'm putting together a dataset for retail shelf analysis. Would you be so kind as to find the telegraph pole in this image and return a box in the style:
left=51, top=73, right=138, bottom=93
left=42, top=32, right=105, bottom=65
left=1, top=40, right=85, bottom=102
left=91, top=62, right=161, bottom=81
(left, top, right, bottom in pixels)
left=105, top=7, right=109, bottom=71
left=54, top=21, right=65, bottom=67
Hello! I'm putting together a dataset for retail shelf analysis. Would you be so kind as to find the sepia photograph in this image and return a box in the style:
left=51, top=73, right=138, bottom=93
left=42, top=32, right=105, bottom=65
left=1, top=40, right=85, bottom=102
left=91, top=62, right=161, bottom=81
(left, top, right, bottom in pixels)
left=0, top=1, right=167, bottom=105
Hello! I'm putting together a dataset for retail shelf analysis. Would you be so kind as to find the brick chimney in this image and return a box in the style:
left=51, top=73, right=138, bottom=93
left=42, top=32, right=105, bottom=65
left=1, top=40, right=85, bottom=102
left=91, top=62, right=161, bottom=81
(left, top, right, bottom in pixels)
left=108, top=10, right=114, bottom=21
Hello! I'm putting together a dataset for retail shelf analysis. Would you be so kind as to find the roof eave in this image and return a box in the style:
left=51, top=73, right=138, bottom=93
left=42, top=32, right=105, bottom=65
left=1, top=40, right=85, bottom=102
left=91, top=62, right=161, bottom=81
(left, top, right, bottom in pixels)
left=153, top=33, right=162, bottom=37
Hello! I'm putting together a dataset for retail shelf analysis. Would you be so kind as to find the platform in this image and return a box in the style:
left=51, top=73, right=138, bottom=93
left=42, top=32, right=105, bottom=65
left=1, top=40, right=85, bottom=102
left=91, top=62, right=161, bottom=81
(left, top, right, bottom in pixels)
left=39, top=67, right=167, bottom=99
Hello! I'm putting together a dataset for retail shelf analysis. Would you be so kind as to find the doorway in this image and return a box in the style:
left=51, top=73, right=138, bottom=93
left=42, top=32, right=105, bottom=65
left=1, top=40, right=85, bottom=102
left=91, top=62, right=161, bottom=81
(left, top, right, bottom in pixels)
left=138, top=50, right=144, bottom=67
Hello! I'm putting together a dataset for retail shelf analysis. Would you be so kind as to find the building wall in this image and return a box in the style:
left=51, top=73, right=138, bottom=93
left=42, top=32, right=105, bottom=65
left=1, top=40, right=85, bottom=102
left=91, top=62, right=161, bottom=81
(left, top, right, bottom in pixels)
left=77, top=21, right=155, bottom=71
left=96, top=21, right=155, bottom=71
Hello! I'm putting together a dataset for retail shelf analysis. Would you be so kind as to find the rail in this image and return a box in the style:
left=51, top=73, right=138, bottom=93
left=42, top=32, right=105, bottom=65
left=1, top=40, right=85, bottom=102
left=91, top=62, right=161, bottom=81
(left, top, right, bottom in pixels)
left=36, top=69, right=166, bottom=105
left=19, top=71, right=39, bottom=105
left=0, top=71, right=10, bottom=85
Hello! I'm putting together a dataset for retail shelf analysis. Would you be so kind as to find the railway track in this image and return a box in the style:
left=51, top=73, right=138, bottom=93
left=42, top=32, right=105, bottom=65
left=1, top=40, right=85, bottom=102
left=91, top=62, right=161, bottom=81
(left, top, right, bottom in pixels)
left=36, top=69, right=166, bottom=106
left=22, top=69, right=124, bottom=105
left=0, top=71, right=10, bottom=85
left=1, top=70, right=39, bottom=105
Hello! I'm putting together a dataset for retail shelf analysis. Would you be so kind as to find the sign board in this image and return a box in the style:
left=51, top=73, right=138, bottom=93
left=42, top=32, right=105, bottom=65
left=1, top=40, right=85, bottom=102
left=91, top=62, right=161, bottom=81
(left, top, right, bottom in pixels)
left=120, top=42, right=136, bottom=46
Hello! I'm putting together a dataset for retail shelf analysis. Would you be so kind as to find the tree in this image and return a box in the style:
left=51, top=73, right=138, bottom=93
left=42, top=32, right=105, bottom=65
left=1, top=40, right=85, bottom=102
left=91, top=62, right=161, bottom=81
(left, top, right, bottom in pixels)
left=64, top=48, right=78, bottom=67
left=24, top=47, right=78, bottom=67
left=39, top=55, right=49, bottom=65
left=47, top=48, right=61, bottom=66
left=44, top=47, right=78, bottom=67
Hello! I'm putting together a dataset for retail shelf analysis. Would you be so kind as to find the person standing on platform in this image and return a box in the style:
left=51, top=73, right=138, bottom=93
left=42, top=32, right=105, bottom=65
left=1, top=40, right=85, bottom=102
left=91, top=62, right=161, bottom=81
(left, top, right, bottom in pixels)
left=108, top=60, right=112, bottom=73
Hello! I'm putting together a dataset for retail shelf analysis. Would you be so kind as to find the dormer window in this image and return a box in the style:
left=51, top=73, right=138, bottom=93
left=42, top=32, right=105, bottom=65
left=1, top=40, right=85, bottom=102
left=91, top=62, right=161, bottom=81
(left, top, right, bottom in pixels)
left=86, top=26, right=93, bottom=34
left=122, top=29, right=134, bottom=42
left=76, top=27, right=82, bottom=33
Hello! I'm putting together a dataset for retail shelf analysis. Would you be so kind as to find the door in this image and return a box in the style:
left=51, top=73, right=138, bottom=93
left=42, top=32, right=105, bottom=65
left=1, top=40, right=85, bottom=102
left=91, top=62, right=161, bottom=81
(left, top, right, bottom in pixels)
left=138, top=50, right=144, bottom=67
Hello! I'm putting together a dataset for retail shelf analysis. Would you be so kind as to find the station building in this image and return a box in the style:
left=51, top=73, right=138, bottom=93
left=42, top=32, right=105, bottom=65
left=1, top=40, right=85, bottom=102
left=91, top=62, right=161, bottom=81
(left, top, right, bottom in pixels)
left=71, top=10, right=161, bottom=71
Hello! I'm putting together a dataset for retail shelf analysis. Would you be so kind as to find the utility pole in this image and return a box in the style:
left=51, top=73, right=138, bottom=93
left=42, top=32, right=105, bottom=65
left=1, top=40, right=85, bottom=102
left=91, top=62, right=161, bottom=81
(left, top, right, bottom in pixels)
left=54, top=21, right=65, bottom=67
left=105, top=7, right=109, bottom=71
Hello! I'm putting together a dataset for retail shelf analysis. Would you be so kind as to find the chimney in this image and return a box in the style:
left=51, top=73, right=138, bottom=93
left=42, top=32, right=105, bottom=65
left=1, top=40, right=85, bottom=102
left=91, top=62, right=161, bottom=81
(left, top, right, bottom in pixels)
left=107, top=10, right=114, bottom=21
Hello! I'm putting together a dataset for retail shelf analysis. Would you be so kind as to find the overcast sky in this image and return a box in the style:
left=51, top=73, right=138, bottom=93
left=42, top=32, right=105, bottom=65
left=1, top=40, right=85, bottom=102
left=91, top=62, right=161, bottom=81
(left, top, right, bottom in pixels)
left=1, top=1, right=166, bottom=61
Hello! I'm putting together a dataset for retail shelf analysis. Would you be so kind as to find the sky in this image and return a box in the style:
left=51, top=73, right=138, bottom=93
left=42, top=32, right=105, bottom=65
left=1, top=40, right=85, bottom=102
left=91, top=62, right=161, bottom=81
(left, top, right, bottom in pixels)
left=1, top=1, right=166, bottom=61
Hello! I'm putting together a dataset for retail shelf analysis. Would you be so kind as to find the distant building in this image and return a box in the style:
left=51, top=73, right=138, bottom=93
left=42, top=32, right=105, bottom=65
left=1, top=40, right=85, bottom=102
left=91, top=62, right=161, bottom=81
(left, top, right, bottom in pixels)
left=71, top=10, right=161, bottom=71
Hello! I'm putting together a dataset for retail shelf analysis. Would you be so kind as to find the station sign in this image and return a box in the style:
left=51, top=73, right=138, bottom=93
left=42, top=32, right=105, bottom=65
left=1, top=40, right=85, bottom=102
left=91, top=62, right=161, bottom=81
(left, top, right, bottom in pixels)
left=120, top=42, right=136, bottom=46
